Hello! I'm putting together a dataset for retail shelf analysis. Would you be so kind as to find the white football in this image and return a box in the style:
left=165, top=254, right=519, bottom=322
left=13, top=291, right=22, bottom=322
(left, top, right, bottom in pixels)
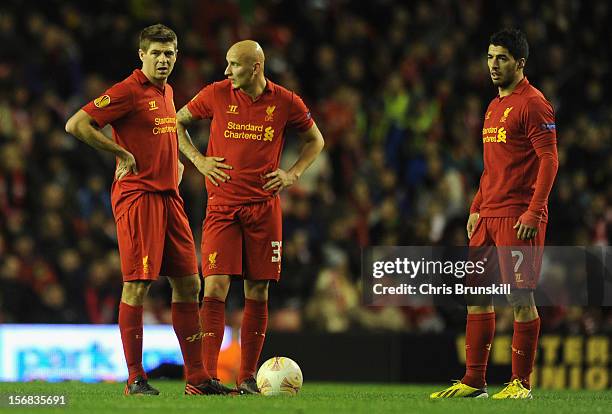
left=256, top=356, right=303, bottom=396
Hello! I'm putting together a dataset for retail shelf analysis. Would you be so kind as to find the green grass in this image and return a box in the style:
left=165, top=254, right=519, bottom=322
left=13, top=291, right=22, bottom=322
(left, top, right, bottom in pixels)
left=0, top=381, right=610, bottom=414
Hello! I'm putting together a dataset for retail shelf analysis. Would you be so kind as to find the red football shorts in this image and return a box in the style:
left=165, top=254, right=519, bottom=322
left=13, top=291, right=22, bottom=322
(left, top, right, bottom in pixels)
left=201, top=197, right=282, bottom=281
left=115, top=192, right=198, bottom=281
left=468, top=217, right=546, bottom=290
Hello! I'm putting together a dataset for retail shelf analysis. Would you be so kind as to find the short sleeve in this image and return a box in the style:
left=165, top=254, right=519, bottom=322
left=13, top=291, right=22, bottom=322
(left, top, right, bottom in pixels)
left=288, top=93, right=314, bottom=132
left=82, top=81, right=134, bottom=128
left=523, top=97, right=557, bottom=149
left=187, top=84, right=215, bottom=120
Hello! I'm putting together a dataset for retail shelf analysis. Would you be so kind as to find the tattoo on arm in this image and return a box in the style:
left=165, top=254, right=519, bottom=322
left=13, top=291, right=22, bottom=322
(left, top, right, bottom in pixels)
left=176, top=106, right=201, bottom=162
left=176, top=106, right=194, bottom=126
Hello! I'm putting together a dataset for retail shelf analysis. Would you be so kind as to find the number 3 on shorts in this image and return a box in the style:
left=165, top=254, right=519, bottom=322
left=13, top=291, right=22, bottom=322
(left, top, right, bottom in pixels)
left=271, top=241, right=282, bottom=262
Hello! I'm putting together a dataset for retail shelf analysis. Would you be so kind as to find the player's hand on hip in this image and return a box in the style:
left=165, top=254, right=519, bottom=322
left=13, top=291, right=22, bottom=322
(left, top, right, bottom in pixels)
left=513, top=218, right=538, bottom=240
left=115, top=151, right=138, bottom=180
left=194, top=156, right=232, bottom=186
left=263, top=169, right=297, bottom=194
left=466, top=212, right=480, bottom=240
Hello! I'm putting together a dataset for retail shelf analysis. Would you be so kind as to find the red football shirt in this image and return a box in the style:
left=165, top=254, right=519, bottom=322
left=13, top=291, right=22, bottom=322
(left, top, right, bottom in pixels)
left=187, top=79, right=314, bottom=206
left=82, top=69, right=180, bottom=218
left=474, top=78, right=557, bottom=220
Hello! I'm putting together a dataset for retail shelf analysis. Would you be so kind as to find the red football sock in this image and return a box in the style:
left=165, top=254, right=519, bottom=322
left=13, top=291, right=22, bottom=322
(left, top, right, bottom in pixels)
left=511, top=317, right=540, bottom=389
left=200, top=297, right=226, bottom=378
left=119, top=302, right=146, bottom=383
left=461, top=312, right=495, bottom=389
left=238, top=299, right=268, bottom=384
left=172, top=302, right=211, bottom=385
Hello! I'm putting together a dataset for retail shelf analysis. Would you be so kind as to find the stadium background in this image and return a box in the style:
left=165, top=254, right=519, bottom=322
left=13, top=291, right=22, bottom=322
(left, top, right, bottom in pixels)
left=0, top=0, right=610, bottom=388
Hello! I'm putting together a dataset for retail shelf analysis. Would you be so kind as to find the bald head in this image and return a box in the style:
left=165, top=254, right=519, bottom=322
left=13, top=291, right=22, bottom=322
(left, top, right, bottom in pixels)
left=228, top=40, right=265, bottom=65
left=225, top=40, right=267, bottom=95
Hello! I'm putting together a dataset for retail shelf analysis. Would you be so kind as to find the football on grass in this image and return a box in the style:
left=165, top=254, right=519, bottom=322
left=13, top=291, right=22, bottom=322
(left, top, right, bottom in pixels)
left=256, top=356, right=303, bottom=396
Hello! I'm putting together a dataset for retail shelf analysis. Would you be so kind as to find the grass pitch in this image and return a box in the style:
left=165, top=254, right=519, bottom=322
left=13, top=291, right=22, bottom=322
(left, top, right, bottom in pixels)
left=0, top=381, right=610, bottom=413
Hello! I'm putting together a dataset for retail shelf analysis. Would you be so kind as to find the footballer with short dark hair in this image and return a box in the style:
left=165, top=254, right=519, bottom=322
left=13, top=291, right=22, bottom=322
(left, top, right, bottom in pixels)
left=431, top=28, right=558, bottom=400
left=65, top=24, right=234, bottom=396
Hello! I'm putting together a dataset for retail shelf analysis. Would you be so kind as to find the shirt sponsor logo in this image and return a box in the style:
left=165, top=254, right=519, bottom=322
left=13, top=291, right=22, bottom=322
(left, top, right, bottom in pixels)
left=500, top=106, right=513, bottom=123
left=265, top=105, right=276, bottom=121
left=482, top=126, right=507, bottom=143
left=496, top=127, right=507, bottom=143
left=148, top=100, right=159, bottom=111
left=152, top=117, right=176, bottom=135
left=227, top=105, right=239, bottom=114
left=94, top=95, right=111, bottom=108
left=541, top=122, right=556, bottom=131
left=224, top=121, right=274, bottom=142
left=264, top=126, right=275, bottom=141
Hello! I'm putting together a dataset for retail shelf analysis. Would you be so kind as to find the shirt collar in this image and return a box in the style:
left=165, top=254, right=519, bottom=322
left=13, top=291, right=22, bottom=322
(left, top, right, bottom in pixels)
left=512, top=77, right=530, bottom=95
left=498, top=77, right=529, bottom=100
left=237, top=78, right=273, bottom=102
left=133, top=69, right=166, bottom=92
left=263, top=78, right=273, bottom=93
left=134, top=69, right=149, bottom=85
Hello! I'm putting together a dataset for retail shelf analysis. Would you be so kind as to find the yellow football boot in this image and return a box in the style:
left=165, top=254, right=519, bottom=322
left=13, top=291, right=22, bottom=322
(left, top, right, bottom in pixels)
left=492, top=379, right=533, bottom=399
left=430, top=380, right=489, bottom=399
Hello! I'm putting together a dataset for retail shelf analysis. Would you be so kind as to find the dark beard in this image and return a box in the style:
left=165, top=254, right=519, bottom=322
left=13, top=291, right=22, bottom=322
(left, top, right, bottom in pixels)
left=492, top=75, right=514, bottom=89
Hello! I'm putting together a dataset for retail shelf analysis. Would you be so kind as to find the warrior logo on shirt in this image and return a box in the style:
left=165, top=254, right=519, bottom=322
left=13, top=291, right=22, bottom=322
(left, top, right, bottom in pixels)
left=148, top=100, right=159, bottom=111
left=94, top=95, right=111, bottom=108
left=265, top=105, right=276, bottom=121
left=227, top=105, right=239, bottom=114
left=208, top=251, right=218, bottom=269
left=485, top=111, right=492, bottom=120
left=142, top=256, right=150, bottom=275
left=500, top=106, right=513, bottom=123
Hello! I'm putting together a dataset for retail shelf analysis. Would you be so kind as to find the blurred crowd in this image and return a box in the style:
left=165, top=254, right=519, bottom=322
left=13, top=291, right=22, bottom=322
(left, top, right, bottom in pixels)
left=0, top=0, right=610, bottom=334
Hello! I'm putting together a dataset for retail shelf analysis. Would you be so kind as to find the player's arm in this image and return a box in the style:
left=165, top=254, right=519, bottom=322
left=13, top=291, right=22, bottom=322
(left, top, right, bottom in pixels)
left=514, top=98, right=559, bottom=240
left=514, top=143, right=558, bottom=240
left=263, top=122, right=324, bottom=193
left=65, top=109, right=137, bottom=180
left=466, top=187, right=482, bottom=239
left=176, top=106, right=232, bottom=187
left=178, top=160, right=184, bottom=185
